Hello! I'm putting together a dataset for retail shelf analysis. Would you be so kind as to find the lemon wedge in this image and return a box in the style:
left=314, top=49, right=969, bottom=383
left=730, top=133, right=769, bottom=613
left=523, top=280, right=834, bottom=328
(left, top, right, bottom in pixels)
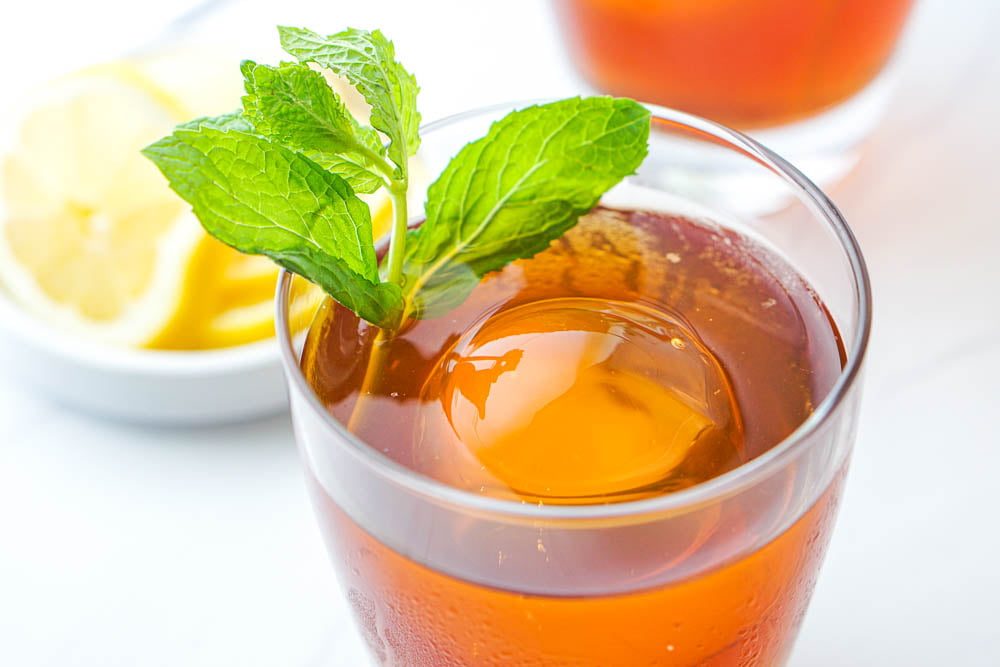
left=0, top=58, right=404, bottom=350
left=0, top=67, right=203, bottom=346
left=146, top=237, right=321, bottom=350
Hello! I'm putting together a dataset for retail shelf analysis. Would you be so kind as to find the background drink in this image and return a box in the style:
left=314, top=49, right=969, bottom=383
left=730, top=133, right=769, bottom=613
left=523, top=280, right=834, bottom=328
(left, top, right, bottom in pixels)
left=555, top=0, right=915, bottom=129
left=553, top=0, right=916, bottom=188
left=280, top=103, right=870, bottom=666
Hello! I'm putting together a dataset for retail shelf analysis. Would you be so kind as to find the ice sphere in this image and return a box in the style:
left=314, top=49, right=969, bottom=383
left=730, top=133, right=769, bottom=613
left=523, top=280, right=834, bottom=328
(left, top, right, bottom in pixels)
left=416, top=297, right=745, bottom=503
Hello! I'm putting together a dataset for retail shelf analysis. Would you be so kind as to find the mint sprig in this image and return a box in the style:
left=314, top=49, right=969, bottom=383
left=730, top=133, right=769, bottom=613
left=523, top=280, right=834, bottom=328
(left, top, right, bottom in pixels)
left=142, top=26, right=650, bottom=334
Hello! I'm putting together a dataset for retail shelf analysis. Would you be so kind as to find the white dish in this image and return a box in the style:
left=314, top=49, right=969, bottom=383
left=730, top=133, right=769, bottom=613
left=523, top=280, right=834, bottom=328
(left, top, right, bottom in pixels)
left=0, top=289, right=289, bottom=425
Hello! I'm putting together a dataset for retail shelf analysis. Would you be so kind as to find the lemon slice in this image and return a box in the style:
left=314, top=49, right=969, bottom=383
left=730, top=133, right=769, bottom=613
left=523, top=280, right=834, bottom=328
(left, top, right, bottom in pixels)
left=0, top=58, right=411, bottom=351
left=0, top=67, right=203, bottom=346
left=146, top=237, right=321, bottom=350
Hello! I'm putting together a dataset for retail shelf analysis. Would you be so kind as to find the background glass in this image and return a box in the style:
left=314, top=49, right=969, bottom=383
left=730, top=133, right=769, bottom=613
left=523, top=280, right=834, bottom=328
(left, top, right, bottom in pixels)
left=553, top=0, right=915, bottom=187
left=278, top=102, right=871, bottom=665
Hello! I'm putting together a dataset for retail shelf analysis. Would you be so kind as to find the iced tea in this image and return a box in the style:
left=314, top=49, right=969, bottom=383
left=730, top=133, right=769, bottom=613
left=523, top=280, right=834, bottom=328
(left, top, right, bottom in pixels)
left=300, top=207, right=846, bottom=664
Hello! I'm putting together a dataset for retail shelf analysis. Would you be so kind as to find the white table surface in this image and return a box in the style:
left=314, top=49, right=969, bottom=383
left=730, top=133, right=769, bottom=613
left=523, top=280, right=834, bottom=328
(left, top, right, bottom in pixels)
left=2, top=1, right=999, bottom=665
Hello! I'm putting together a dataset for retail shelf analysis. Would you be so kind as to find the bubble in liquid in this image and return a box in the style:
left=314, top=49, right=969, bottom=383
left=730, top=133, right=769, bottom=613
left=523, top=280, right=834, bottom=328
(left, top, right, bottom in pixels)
left=415, top=297, right=746, bottom=503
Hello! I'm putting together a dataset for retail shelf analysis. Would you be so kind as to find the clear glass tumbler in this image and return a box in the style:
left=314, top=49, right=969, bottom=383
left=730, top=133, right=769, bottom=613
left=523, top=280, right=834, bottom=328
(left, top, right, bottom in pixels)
left=277, top=102, right=871, bottom=666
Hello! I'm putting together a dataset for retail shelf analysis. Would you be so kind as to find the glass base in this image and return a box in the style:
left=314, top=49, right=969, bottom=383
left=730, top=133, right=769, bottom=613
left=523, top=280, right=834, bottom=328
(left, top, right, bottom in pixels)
left=751, top=69, right=896, bottom=191
left=627, top=71, right=896, bottom=217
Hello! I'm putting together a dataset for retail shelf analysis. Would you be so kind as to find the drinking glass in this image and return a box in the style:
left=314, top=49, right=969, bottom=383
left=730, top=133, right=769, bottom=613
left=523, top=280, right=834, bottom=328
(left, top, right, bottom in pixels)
left=277, top=102, right=871, bottom=666
left=553, top=0, right=915, bottom=187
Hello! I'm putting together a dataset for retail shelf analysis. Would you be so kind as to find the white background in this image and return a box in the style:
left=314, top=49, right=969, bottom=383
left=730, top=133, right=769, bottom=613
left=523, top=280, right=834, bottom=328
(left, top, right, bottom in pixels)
left=2, top=1, right=999, bottom=665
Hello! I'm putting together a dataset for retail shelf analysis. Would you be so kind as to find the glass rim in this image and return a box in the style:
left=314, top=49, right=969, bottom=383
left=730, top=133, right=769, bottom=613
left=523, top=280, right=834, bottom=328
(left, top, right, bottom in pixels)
left=275, top=99, right=873, bottom=522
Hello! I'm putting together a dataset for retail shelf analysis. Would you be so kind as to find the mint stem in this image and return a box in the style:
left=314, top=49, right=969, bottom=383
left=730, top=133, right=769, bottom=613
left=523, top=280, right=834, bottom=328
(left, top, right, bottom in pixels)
left=356, top=143, right=408, bottom=291
left=384, top=182, right=408, bottom=288
left=347, top=168, right=409, bottom=432
left=359, top=145, right=398, bottom=184
left=346, top=332, right=392, bottom=433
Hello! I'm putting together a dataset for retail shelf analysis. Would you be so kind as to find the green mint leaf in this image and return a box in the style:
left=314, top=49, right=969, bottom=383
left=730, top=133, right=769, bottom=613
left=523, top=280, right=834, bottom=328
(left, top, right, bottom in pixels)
left=401, top=97, right=650, bottom=319
left=141, top=117, right=402, bottom=327
left=304, top=151, right=385, bottom=195
left=278, top=26, right=420, bottom=177
left=240, top=60, right=387, bottom=194
left=179, top=110, right=253, bottom=133
left=174, top=112, right=392, bottom=196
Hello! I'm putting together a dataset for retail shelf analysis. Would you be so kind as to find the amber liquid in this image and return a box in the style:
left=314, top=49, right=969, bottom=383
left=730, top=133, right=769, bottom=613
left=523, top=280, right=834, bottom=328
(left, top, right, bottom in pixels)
left=302, top=208, right=846, bottom=665
left=556, top=0, right=914, bottom=128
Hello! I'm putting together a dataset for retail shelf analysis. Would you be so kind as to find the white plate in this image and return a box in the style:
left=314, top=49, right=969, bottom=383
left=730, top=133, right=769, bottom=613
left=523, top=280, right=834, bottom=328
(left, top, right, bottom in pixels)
left=0, top=289, right=289, bottom=425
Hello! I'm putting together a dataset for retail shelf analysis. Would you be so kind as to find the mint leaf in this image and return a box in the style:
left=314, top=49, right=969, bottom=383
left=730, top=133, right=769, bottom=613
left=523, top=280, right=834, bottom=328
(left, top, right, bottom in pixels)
left=240, top=60, right=387, bottom=194
left=305, top=151, right=385, bottom=195
left=142, top=117, right=402, bottom=327
left=278, top=26, right=420, bottom=177
left=400, top=97, right=650, bottom=318
left=175, top=112, right=392, bottom=196
left=180, top=110, right=252, bottom=132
